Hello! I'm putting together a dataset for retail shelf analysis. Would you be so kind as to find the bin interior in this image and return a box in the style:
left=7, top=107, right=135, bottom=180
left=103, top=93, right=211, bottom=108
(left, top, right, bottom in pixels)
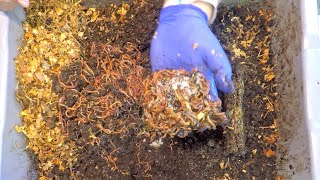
left=0, top=0, right=311, bottom=179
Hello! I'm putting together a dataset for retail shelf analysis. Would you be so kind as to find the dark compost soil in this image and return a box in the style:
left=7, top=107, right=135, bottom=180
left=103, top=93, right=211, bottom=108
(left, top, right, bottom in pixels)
left=50, top=1, right=279, bottom=179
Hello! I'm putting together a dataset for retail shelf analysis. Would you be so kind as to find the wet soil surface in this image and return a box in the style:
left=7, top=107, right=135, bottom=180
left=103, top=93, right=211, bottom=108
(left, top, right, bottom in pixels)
left=51, top=1, right=278, bottom=179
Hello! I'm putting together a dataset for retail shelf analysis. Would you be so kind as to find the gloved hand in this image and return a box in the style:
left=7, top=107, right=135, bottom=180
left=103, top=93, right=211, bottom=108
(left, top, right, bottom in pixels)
left=150, top=4, right=234, bottom=101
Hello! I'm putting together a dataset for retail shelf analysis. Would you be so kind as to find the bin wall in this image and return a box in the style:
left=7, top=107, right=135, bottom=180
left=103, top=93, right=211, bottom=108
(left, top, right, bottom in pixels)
left=271, top=0, right=311, bottom=179
left=0, top=7, right=35, bottom=180
left=0, top=1, right=316, bottom=179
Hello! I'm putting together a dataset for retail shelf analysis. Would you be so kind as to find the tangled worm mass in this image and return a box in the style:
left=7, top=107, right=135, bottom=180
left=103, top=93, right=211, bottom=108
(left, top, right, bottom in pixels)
left=143, top=69, right=228, bottom=138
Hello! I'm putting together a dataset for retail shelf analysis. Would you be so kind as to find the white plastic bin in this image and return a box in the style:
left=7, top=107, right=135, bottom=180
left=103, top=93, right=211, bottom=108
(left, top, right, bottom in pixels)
left=0, top=0, right=319, bottom=179
left=302, top=0, right=320, bottom=179
left=0, top=7, right=34, bottom=180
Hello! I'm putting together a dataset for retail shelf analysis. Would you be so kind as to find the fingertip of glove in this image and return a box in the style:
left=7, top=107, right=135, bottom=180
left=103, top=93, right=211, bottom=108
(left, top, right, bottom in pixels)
left=209, top=94, right=220, bottom=102
left=215, top=74, right=235, bottom=94
left=226, top=81, right=235, bottom=94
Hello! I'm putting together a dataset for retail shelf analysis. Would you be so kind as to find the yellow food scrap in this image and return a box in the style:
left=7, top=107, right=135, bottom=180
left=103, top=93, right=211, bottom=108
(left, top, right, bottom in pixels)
left=193, top=43, right=199, bottom=49
left=264, top=72, right=275, bottom=82
left=117, top=4, right=130, bottom=16
left=59, top=33, right=67, bottom=42
left=232, top=44, right=247, bottom=58
left=90, top=10, right=99, bottom=22
left=14, top=0, right=86, bottom=178
left=78, top=31, right=84, bottom=37
left=220, top=161, right=225, bottom=169
left=110, top=4, right=131, bottom=23
left=245, top=15, right=252, bottom=21
left=55, top=7, right=63, bottom=16
left=259, top=48, right=270, bottom=64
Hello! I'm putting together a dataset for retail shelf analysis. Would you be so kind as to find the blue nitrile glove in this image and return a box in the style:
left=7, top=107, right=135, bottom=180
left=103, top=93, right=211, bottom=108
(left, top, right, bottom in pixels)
left=150, top=4, right=234, bottom=101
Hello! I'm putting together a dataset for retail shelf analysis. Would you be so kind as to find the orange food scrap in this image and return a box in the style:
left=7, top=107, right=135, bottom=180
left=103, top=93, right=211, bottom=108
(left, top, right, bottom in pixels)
left=260, top=48, right=270, bottom=64
left=264, top=149, right=276, bottom=157
left=265, top=133, right=279, bottom=144
left=275, top=176, right=286, bottom=180
left=264, top=72, right=276, bottom=82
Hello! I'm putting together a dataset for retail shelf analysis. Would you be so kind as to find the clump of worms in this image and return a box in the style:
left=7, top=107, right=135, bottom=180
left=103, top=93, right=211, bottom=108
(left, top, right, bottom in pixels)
left=143, top=69, right=228, bottom=139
